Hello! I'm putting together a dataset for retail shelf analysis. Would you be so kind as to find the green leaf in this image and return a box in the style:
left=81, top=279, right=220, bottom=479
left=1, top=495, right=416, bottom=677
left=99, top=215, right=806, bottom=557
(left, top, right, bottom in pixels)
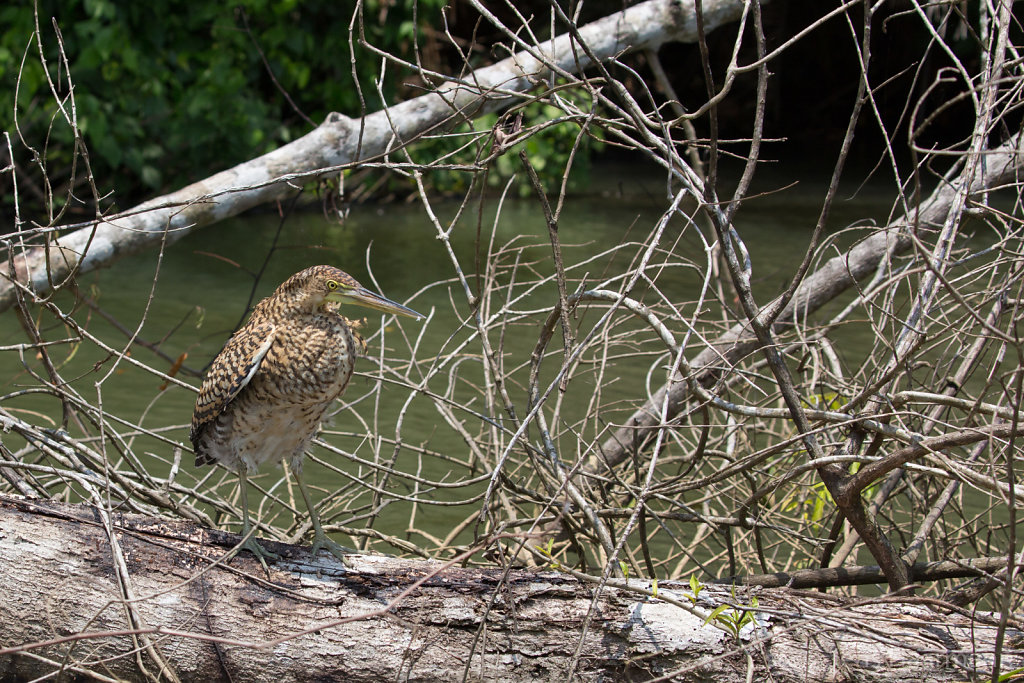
left=703, top=604, right=730, bottom=626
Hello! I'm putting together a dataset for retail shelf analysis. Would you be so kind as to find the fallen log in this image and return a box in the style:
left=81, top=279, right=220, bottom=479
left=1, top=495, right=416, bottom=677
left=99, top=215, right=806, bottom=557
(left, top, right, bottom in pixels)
left=0, top=495, right=1020, bottom=682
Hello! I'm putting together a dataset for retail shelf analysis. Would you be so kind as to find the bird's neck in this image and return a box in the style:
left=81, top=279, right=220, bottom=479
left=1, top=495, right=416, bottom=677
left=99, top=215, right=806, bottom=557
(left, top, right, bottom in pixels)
left=257, top=295, right=332, bottom=319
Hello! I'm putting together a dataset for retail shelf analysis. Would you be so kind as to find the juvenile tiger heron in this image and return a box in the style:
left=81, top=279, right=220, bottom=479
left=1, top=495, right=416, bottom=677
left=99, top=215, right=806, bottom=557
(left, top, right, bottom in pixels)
left=191, top=265, right=422, bottom=570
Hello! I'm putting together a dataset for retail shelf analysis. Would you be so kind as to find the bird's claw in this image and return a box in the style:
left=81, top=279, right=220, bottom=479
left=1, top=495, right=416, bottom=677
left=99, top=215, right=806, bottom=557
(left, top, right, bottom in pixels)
left=310, top=532, right=355, bottom=567
left=227, top=535, right=279, bottom=575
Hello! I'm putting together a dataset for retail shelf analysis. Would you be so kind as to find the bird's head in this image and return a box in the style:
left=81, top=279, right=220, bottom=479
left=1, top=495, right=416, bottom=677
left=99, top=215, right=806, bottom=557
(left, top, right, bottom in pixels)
left=280, top=265, right=423, bottom=320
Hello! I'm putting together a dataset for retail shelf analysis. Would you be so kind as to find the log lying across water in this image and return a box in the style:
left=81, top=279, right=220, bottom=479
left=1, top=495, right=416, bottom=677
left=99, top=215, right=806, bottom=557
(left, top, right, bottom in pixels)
left=0, top=494, right=1020, bottom=682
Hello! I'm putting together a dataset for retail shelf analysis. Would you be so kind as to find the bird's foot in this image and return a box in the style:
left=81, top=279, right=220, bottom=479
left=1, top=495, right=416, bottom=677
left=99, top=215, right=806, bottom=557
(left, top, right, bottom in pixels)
left=227, top=535, right=279, bottom=575
left=310, top=531, right=356, bottom=567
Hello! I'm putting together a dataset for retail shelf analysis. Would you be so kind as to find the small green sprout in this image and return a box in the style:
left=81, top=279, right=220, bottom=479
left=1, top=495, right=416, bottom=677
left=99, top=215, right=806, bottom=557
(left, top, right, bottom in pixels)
left=687, top=574, right=704, bottom=605
left=534, top=538, right=562, bottom=570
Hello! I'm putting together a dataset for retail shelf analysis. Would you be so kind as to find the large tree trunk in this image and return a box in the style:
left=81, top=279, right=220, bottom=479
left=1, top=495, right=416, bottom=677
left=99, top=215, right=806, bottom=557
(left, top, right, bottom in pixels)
left=0, top=0, right=752, bottom=314
left=0, top=494, right=1020, bottom=682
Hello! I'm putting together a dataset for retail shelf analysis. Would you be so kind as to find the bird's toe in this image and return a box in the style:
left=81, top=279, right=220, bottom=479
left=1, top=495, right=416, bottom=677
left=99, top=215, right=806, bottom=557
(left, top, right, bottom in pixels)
left=310, top=532, right=355, bottom=567
left=226, top=535, right=280, bottom=575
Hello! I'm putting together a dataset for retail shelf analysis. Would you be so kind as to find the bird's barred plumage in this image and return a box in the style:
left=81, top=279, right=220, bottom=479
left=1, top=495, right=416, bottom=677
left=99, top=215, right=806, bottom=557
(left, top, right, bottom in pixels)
left=190, top=266, right=381, bottom=472
left=191, top=321, right=277, bottom=466
left=189, top=264, right=420, bottom=567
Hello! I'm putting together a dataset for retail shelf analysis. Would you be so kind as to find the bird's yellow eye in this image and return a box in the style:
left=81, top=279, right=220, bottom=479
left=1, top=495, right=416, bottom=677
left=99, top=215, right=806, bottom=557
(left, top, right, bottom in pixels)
left=327, top=280, right=339, bottom=291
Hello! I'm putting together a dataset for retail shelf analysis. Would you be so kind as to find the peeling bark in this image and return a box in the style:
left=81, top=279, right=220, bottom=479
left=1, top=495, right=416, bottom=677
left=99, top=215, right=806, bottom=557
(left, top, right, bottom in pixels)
left=0, top=495, right=1020, bottom=682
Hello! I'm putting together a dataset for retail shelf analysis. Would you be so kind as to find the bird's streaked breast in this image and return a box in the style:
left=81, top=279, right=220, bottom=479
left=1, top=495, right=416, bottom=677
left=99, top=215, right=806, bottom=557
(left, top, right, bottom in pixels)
left=191, top=308, right=360, bottom=471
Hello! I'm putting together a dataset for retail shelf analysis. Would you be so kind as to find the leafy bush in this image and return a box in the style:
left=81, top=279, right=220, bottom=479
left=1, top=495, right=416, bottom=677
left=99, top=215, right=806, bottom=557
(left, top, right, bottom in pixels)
left=0, top=0, right=445, bottom=210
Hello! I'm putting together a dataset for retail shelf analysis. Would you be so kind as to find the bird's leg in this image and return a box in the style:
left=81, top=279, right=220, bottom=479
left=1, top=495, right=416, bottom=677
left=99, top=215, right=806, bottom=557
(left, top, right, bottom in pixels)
left=294, top=468, right=355, bottom=566
left=228, top=468, right=279, bottom=573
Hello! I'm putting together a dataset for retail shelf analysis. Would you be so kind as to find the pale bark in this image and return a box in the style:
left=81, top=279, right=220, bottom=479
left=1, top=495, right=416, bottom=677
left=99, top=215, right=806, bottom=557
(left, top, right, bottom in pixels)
left=0, top=0, right=751, bottom=314
left=593, top=132, right=1024, bottom=470
left=0, top=495, right=1021, bottom=682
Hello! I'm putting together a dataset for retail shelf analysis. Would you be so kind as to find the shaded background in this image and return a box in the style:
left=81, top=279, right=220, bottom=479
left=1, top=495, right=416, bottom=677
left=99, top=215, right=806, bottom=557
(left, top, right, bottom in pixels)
left=0, top=0, right=997, bottom=222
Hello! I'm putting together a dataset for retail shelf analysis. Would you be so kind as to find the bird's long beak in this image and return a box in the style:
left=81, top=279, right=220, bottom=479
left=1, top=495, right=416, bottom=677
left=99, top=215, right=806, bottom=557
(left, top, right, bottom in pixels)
left=328, top=286, right=424, bottom=320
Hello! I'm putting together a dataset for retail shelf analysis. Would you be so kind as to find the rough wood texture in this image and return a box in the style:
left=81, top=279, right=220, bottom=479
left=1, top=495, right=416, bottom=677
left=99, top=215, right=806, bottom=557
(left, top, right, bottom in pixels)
left=0, top=495, right=1020, bottom=682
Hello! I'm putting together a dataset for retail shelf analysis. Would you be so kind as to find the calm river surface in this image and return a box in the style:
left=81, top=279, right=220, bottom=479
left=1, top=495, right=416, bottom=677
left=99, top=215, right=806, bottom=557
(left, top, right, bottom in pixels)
left=1, top=164, right=898, bottom=544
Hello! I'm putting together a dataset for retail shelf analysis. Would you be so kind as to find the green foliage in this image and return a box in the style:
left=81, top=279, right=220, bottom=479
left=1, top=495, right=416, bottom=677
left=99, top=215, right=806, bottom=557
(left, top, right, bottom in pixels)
left=409, top=86, right=605, bottom=197
left=997, top=666, right=1024, bottom=682
left=688, top=575, right=759, bottom=642
left=802, top=391, right=847, bottom=412
left=0, top=0, right=446, bottom=206
left=781, top=479, right=833, bottom=530
left=534, top=537, right=563, bottom=570
left=688, top=573, right=704, bottom=603
left=702, top=594, right=759, bottom=641
left=1, top=2, right=601, bottom=213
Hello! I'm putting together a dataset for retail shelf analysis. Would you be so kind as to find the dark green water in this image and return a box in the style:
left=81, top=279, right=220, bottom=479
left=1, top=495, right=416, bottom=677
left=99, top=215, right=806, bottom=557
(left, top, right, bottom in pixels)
left=1, top=169, right=898, bottom=554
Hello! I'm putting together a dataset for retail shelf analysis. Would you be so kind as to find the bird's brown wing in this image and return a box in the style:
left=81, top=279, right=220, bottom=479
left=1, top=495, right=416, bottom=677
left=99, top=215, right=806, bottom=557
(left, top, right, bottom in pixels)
left=190, top=321, right=277, bottom=464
